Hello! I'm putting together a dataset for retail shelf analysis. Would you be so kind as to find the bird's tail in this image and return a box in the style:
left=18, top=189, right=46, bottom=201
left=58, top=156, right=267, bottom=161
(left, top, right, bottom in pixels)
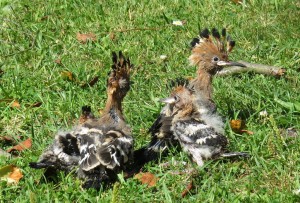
left=220, top=152, right=250, bottom=158
left=29, top=161, right=55, bottom=169
left=129, top=139, right=170, bottom=173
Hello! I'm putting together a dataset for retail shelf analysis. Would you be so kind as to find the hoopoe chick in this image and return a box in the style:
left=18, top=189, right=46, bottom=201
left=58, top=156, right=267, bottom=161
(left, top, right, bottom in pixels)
left=161, top=81, right=248, bottom=166
left=76, top=51, right=133, bottom=189
left=29, top=106, right=91, bottom=173
left=133, top=79, right=187, bottom=167
left=30, top=51, right=133, bottom=190
left=189, top=28, right=245, bottom=109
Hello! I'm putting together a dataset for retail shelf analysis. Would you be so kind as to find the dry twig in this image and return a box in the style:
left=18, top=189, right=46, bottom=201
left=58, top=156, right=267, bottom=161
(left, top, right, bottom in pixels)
left=217, top=61, right=286, bottom=77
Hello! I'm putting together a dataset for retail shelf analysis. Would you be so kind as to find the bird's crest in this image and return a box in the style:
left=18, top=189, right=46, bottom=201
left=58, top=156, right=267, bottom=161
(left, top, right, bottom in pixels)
left=189, top=28, right=236, bottom=68
left=167, top=77, right=189, bottom=89
left=107, top=51, right=132, bottom=100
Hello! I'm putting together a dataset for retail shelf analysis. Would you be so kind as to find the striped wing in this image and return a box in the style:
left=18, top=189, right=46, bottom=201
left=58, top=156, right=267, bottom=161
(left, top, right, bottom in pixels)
left=173, top=119, right=228, bottom=166
left=78, top=129, right=133, bottom=172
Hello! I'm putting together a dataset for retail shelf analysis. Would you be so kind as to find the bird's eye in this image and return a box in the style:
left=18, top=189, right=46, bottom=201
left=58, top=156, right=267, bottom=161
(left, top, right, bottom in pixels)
left=174, top=95, right=180, bottom=101
left=213, top=56, right=219, bottom=62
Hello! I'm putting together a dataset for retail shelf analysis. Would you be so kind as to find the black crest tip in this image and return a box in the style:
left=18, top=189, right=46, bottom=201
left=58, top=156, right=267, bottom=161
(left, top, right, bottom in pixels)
left=118, top=51, right=124, bottom=60
left=200, top=28, right=210, bottom=39
left=112, top=52, right=118, bottom=64
left=212, top=28, right=220, bottom=39
left=169, top=77, right=189, bottom=88
left=221, top=28, right=226, bottom=38
left=229, top=41, right=236, bottom=47
left=190, top=38, right=200, bottom=48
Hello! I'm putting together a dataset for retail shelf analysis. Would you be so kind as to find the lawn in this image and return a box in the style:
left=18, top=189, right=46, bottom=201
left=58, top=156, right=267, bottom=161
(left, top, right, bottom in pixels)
left=0, top=0, right=299, bottom=202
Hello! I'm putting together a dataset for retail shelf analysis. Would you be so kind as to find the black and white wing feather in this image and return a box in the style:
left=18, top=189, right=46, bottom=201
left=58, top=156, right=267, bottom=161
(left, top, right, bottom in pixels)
left=173, top=119, right=228, bottom=166
left=29, top=131, right=80, bottom=172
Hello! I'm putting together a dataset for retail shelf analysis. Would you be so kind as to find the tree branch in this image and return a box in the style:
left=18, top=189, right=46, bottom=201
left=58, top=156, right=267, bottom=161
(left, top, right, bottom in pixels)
left=216, top=60, right=286, bottom=77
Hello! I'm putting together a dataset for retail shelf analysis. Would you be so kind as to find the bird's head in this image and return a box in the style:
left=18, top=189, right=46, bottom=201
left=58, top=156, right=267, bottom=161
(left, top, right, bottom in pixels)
left=160, top=78, right=195, bottom=114
left=107, top=51, right=131, bottom=100
left=189, top=28, right=245, bottom=75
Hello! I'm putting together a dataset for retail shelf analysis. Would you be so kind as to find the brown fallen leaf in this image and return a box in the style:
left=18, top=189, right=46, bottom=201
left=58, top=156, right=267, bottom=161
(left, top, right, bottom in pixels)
left=76, top=32, right=96, bottom=44
left=54, top=58, right=62, bottom=65
left=11, top=100, right=20, bottom=108
left=134, top=172, right=158, bottom=187
left=0, top=136, right=14, bottom=141
left=9, top=167, right=23, bottom=183
left=26, top=102, right=43, bottom=108
left=181, top=181, right=193, bottom=198
left=231, top=0, right=242, bottom=4
left=61, top=71, right=74, bottom=81
left=80, top=76, right=99, bottom=88
left=109, top=32, right=116, bottom=41
left=230, top=119, right=253, bottom=135
left=7, top=138, right=32, bottom=153
left=0, top=165, right=23, bottom=184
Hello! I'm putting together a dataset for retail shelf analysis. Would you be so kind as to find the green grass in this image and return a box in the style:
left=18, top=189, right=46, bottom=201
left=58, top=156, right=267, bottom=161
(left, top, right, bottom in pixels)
left=0, top=0, right=299, bottom=202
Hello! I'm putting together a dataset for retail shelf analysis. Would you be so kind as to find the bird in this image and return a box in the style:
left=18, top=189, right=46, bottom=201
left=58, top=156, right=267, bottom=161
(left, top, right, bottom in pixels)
left=189, top=27, right=246, bottom=110
left=76, top=51, right=134, bottom=189
left=30, top=51, right=134, bottom=190
left=158, top=81, right=248, bottom=166
left=133, top=28, right=247, bottom=167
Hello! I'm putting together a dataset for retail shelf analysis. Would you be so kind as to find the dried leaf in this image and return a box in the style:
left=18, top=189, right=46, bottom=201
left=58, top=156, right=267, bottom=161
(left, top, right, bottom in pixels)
left=30, top=102, right=42, bottom=108
left=181, top=181, right=193, bottom=198
left=76, top=32, right=96, bottom=43
left=134, top=172, right=158, bottom=187
left=11, top=100, right=20, bottom=108
left=80, top=76, right=99, bottom=88
left=9, top=167, right=23, bottom=183
left=54, top=58, right=62, bottom=65
left=280, top=127, right=298, bottom=138
left=231, top=0, right=242, bottom=4
left=160, top=55, right=167, bottom=60
left=109, top=32, right=116, bottom=41
left=88, top=76, right=99, bottom=87
left=0, top=136, right=15, bottom=142
left=7, top=138, right=32, bottom=153
left=61, top=71, right=74, bottom=81
left=0, top=165, right=23, bottom=184
left=172, top=20, right=186, bottom=26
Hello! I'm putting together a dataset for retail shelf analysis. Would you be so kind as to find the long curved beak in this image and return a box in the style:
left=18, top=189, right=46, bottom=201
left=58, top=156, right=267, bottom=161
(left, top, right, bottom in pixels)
left=160, top=97, right=176, bottom=104
left=217, top=61, right=246, bottom=67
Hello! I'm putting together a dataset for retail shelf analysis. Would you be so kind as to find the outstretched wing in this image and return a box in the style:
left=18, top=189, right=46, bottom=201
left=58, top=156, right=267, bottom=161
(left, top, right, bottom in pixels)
left=29, top=131, right=80, bottom=171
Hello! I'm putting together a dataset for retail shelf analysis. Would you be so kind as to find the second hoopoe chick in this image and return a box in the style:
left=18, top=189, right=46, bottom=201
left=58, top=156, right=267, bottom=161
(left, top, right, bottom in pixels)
left=159, top=81, right=248, bottom=166
left=76, top=51, right=134, bottom=189
left=189, top=28, right=245, bottom=110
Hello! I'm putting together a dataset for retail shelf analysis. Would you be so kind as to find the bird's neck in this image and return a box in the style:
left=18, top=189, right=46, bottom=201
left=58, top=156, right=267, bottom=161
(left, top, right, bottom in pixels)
left=194, top=69, right=214, bottom=100
left=103, top=93, right=123, bottom=117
